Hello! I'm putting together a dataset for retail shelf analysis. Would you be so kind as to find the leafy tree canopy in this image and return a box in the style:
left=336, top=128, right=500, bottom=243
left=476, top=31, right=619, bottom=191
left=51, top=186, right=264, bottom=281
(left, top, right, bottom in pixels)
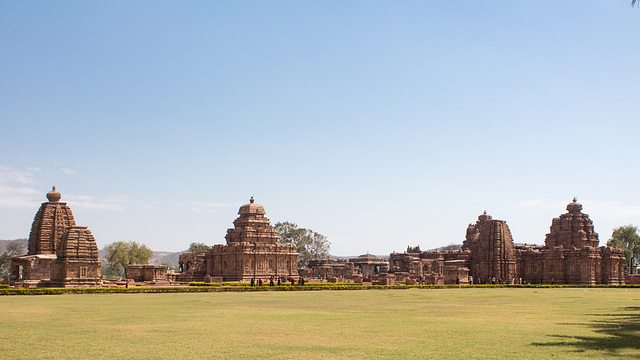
left=103, top=241, right=153, bottom=277
left=188, top=242, right=210, bottom=252
left=273, top=221, right=330, bottom=268
left=0, top=241, right=26, bottom=280
left=607, top=225, right=640, bottom=271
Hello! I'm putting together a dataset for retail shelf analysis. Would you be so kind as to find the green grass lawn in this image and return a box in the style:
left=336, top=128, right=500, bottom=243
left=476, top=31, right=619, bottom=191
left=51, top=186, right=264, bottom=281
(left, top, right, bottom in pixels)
left=1, top=287, right=638, bottom=359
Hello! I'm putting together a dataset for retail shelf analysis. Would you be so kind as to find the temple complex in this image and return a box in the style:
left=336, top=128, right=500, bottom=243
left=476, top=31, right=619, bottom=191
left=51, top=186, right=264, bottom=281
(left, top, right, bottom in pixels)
left=388, top=199, right=626, bottom=285
left=389, top=246, right=470, bottom=284
left=7, top=189, right=627, bottom=287
left=177, top=197, right=299, bottom=282
left=300, top=254, right=390, bottom=282
left=11, top=187, right=102, bottom=287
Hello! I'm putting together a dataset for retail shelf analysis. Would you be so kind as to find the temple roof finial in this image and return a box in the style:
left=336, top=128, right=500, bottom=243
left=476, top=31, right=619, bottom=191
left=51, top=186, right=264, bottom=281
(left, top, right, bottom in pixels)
left=250, top=196, right=254, bottom=204
left=46, top=186, right=62, bottom=202
left=573, top=197, right=577, bottom=203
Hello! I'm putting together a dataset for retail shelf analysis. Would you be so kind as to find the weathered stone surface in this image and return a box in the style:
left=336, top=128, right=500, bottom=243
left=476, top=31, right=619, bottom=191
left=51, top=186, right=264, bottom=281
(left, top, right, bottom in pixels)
left=27, top=186, right=76, bottom=255
left=348, top=254, right=388, bottom=279
left=389, top=248, right=469, bottom=284
left=377, top=272, right=396, bottom=285
left=300, top=259, right=356, bottom=279
left=177, top=251, right=208, bottom=282
left=126, top=264, right=167, bottom=282
left=50, top=226, right=101, bottom=288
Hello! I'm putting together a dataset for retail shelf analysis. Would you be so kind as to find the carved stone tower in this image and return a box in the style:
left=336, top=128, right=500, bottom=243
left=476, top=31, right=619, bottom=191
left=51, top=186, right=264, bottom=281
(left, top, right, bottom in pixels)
left=225, top=196, right=280, bottom=245
left=545, top=198, right=600, bottom=249
left=463, top=211, right=517, bottom=283
left=50, top=226, right=102, bottom=287
left=27, top=186, right=77, bottom=255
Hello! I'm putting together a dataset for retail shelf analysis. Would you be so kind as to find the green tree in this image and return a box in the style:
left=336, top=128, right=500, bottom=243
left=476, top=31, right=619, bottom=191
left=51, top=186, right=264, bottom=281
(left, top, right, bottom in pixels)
left=103, top=241, right=153, bottom=277
left=0, top=241, right=25, bottom=281
left=188, top=242, right=209, bottom=252
left=607, top=225, right=640, bottom=273
left=273, top=221, right=330, bottom=268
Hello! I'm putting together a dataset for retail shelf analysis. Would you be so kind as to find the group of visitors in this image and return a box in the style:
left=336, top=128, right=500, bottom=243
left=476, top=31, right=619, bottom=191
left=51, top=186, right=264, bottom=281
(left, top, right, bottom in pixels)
left=467, top=275, right=525, bottom=285
left=469, top=276, right=502, bottom=285
left=249, top=276, right=304, bottom=286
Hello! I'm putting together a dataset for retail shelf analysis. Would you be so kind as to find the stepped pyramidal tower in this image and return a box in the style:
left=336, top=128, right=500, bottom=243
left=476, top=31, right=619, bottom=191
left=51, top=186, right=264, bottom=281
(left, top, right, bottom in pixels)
left=177, top=197, right=299, bottom=282
left=516, top=198, right=625, bottom=285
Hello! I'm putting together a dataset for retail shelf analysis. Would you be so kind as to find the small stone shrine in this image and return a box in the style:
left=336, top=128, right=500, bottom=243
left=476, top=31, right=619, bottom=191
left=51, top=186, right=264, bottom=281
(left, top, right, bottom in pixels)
left=348, top=254, right=389, bottom=279
left=50, top=226, right=101, bottom=287
left=126, top=264, right=168, bottom=283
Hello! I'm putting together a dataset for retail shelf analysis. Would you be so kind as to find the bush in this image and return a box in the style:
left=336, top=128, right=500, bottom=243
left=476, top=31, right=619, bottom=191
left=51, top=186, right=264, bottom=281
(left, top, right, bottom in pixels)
left=2, top=283, right=639, bottom=296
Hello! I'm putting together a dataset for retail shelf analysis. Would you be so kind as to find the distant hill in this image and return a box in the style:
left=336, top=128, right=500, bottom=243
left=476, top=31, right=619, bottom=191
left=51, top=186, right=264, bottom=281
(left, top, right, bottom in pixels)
left=329, top=244, right=463, bottom=261
left=149, top=251, right=182, bottom=268
left=432, top=244, right=462, bottom=251
left=331, top=254, right=390, bottom=261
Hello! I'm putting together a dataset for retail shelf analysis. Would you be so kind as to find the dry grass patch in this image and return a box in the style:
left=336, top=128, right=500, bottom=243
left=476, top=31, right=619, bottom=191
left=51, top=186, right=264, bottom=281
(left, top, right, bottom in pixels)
left=0, top=288, right=639, bottom=359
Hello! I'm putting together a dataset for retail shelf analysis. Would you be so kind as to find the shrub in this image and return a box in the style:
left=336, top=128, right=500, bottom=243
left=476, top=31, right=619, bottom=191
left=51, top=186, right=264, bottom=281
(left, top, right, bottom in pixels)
left=1, top=283, right=639, bottom=296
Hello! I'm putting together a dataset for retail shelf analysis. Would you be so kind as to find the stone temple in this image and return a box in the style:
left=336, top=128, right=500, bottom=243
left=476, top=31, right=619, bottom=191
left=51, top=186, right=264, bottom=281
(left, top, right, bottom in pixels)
left=516, top=198, right=625, bottom=285
left=10, top=187, right=101, bottom=287
left=463, top=211, right=517, bottom=284
left=177, top=197, right=299, bottom=282
left=382, top=199, right=626, bottom=285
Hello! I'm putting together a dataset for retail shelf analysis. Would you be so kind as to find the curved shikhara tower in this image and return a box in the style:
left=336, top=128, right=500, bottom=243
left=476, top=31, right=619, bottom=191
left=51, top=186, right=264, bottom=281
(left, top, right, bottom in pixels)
left=463, top=211, right=517, bottom=284
left=27, top=186, right=77, bottom=255
left=11, top=187, right=101, bottom=287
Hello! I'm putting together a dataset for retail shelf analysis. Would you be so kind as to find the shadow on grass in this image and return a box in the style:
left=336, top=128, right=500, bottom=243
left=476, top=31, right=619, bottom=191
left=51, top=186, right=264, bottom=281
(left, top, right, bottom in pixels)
left=532, top=307, right=640, bottom=356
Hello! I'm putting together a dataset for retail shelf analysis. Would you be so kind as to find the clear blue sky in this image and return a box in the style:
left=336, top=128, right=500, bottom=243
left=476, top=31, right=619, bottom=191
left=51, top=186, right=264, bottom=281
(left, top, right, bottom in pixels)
left=1, top=2, right=639, bottom=255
